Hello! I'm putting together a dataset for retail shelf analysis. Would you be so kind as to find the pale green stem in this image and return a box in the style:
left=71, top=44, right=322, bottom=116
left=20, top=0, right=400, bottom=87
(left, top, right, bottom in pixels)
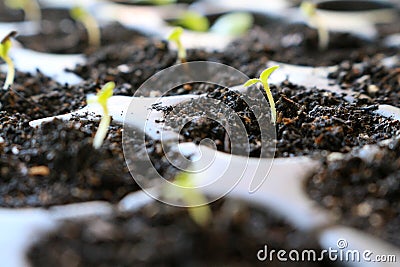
left=262, top=81, right=276, bottom=124
left=181, top=188, right=212, bottom=227
left=3, top=56, right=15, bottom=90
left=311, top=15, right=329, bottom=50
left=25, top=0, right=41, bottom=22
left=93, top=114, right=110, bottom=149
left=177, top=40, right=186, bottom=63
left=81, top=16, right=101, bottom=48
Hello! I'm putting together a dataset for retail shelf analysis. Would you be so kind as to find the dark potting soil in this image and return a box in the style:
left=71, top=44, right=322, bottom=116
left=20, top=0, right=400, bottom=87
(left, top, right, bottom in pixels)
left=70, top=39, right=177, bottom=94
left=0, top=116, right=184, bottom=208
left=0, top=68, right=138, bottom=121
left=69, top=38, right=278, bottom=95
left=162, top=81, right=400, bottom=157
left=28, top=199, right=335, bottom=267
left=225, top=25, right=398, bottom=67
left=306, top=138, right=400, bottom=247
left=0, top=65, right=186, bottom=207
left=0, top=0, right=25, bottom=22
left=328, top=57, right=400, bottom=107
left=0, top=118, right=137, bottom=207
left=70, top=23, right=399, bottom=97
left=0, top=70, right=85, bottom=120
left=16, top=8, right=145, bottom=54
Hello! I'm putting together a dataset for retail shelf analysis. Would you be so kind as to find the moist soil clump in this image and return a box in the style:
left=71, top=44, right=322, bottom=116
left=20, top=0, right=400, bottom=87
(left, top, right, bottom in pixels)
left=163, top=81, right=400, bottom=157
left=328, top=57, right=400, bottom=107
left=28, top=199, right=335, bottom=267
left=306, top=138, right=400, bottom=247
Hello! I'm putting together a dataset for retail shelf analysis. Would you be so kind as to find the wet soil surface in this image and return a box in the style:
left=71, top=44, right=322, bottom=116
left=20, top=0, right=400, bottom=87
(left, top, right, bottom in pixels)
left=226, top=24, right=398, bottom=67
left=306, top=138, right=400, bottom=247
left=70, top=39, right=177, bottom=94
left=0, top=70, right=137, bottom=121
left=0, top=65, right=187, bottom=207
left=16, top=8, right=145, bottom=54
left=163, top=81, right=400, bottom=157
left=70, top=21, right=399, bottom=96
left=328, top=56, right=400, bottom=107
left=0, top=70, right=85, bottom=120
left=0, top=118, right=137, bottom=207
left=0, top=116, right=185, bottom=207
left=28, top=199, right=335, bottom=267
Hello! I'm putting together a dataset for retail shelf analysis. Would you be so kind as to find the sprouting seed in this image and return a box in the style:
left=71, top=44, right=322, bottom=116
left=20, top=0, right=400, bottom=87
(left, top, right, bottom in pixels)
left=70, top=6, right=101, bottom=48
left=300, top=1, right=329, bottom=50
left=167, top=27, right=186, bottom=63
left=165, top=170, right=212, bottom=227
left=243, top=65, right=279, bottom=123
left=0, top=31, right=17, bottom=90
left=5, top=0, right=41, bottom=22
left=87, top=81, right=115, bottom=149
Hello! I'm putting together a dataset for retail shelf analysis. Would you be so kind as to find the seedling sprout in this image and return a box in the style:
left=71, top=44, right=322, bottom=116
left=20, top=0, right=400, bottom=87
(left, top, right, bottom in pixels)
left=167, top=27, right=186, bottom=63
left=70, top=6, right=101, bottom=48
left=0, top=31, right=17, bottom=90
left=165, top=170, right=212, bottom=227
left=87, top=81, right=115, bottom=149
left=5, top=0, right=41, bottom=22
left=243, top=65, right=279, bottom=123
left=300, top=1, right=329, bottom=50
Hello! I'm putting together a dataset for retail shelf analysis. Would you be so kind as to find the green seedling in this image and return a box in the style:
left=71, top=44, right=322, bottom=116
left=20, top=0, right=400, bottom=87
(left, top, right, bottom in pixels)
left=87, top=82, right=115, bottom=149
left=167, top=27, right=186, bottom=63
left=300, top=1, right=329, bottom=50
left=168, top=27, right=186, bottom=63
left=5, top=0, right=41, bottom=22
left=172, top=11, right=209, bottom=32
left=70, top=6, right=101, bottom=48
left=244, top=65, right=279, bottom=123
left=165, top=170, right=212, bottom=227
left=0, top=31, right=17, bottom=90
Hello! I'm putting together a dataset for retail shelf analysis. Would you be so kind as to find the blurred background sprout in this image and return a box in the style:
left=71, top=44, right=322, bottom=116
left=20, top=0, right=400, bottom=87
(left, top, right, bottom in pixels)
left=300, top=1, right=329, bottom=50
left=5, top=0, right=41, bottom=22
left=168, top=27, right=186, bottom=63
left=0, top=31, right=17, bottom=90
left=164, top=170, right=212, bottom=227
left=70, top=6, right=101, bottom=48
